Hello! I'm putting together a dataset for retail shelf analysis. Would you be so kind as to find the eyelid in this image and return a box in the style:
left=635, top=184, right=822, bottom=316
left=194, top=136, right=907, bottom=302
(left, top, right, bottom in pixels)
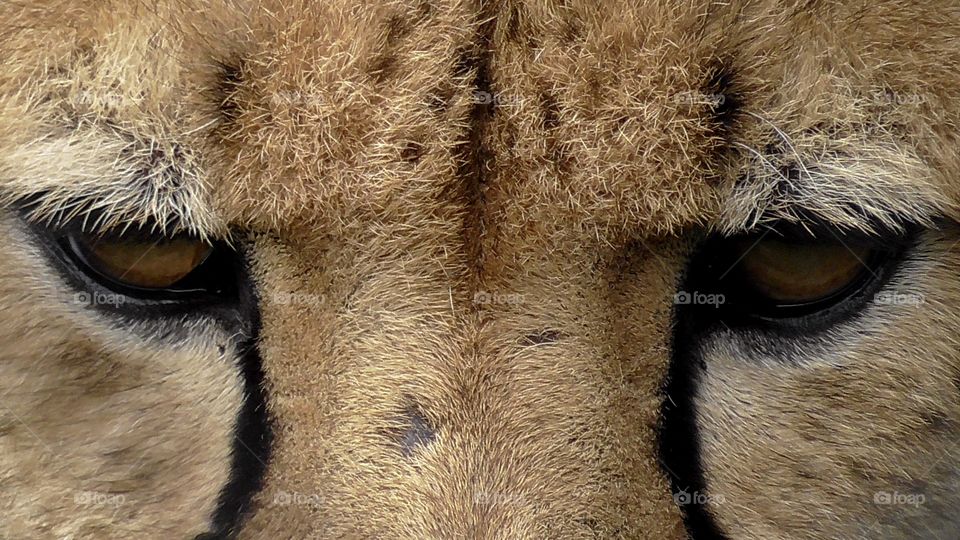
left=11, top=190, right=209, bottom=239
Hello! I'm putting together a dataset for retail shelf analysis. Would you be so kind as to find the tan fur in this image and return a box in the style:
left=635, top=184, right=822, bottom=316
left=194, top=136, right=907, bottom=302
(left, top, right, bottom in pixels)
left=699, top=230, right=960, bottom=538
left=0, top=0, right=959, bottom=539
left=0, top=216, right=241, bottom=538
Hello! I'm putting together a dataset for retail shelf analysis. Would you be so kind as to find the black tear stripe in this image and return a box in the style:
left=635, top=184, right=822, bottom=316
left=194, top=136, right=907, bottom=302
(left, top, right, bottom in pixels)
left=659, top=300, right=728, bottom=540
left=198, top=259, right=273, bottom=540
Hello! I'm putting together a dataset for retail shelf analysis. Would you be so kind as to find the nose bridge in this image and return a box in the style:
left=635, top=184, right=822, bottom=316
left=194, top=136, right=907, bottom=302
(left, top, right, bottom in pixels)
left=238, top=217, right=474, bottom=538
left=190, top=0, right=721, bottom=534
left=238, top=212, right=687, bottom=538
left=465, top=225, right=689, bottom=539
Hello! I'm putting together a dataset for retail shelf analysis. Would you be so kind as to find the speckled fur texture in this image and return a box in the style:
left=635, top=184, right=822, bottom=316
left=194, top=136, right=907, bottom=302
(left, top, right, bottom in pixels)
left=1, top=1, right=959, bottom=539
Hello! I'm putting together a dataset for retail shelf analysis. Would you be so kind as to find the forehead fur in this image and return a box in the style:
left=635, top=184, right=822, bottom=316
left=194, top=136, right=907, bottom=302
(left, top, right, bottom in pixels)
left=0, top=1, right=957, bottom=238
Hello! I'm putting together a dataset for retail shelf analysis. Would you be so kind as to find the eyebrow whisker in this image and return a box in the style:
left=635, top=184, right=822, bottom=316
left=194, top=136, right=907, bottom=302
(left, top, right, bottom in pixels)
left=732, top=142, right=791, bottom=186
left=745, top=110, right=813, bottom=185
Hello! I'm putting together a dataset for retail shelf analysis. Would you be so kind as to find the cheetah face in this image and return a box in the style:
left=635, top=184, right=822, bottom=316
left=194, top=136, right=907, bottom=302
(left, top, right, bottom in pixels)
left=1, top=1, right=959, bottom=539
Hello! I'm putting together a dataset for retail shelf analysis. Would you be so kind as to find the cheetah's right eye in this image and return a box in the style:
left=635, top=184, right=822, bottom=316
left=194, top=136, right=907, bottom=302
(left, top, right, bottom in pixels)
left=67, top=232, right=214, bottom=290
left=51, top=228, right=238, bottom=305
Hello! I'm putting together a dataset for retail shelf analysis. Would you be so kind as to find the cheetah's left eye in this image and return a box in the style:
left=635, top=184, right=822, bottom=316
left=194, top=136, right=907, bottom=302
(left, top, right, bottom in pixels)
left=726, top=236, right=876, bottom=311
left=685, top=225, right=911, bottom=326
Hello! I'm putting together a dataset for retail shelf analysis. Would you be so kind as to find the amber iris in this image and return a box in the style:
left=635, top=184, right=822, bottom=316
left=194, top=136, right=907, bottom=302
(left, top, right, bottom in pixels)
left=733, top=237, right=872, bottom=305
left=69, top=233, right=213, bottom=289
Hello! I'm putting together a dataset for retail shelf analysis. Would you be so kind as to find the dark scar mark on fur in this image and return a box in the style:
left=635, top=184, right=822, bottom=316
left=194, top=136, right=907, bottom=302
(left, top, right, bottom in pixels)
left=383, top=404, right=437, bottom=458
left=520, top=329, right=562, bottom=346
left=400, top=407, right=436, bottom=457
left=540, top=90, right=560, bottom=131
left=401, top=140, right=425, bottom=163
